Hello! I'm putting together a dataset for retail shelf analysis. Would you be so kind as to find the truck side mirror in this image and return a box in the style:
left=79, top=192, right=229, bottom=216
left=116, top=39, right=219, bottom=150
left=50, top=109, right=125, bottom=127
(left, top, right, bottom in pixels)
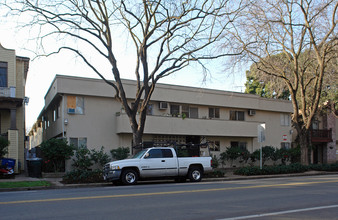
left=144, top=153, right=150, bottom=159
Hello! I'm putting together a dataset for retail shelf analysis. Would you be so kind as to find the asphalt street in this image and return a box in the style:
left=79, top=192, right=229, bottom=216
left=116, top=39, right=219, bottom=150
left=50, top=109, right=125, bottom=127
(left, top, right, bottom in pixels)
left=1, top=174, right=338, bottom=220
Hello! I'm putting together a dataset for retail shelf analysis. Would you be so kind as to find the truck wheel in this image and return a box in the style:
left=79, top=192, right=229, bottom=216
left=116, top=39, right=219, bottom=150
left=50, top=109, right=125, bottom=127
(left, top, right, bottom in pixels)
left=121, top=169, right=138, bottom=185
left=188, top=167, right=202, bottom=182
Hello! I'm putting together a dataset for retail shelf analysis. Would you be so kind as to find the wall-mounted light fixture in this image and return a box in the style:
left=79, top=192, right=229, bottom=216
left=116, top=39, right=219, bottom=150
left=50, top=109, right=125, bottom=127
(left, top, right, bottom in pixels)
left=64, top=118, right=68, bottom=125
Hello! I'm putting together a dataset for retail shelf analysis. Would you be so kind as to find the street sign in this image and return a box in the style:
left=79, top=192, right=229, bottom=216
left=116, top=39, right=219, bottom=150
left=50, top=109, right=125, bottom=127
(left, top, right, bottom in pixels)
left=258, top=124, right=266, bottom=143
left=283, top=135, right=287, bottom=141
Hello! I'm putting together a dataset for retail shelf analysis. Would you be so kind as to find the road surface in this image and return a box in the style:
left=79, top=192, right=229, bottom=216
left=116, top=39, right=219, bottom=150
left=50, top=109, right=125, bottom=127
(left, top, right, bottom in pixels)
left=1, top=174, right=338, bottom=219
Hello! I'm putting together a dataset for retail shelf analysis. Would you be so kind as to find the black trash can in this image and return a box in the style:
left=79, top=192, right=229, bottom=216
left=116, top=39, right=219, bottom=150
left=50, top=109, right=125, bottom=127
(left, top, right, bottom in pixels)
left=27, top=158, right=42, bottom=178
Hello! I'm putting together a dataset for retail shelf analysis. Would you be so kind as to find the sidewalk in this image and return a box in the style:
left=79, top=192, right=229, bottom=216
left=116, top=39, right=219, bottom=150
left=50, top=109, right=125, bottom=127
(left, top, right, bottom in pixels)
left=1, top=170, right=337, bottom=192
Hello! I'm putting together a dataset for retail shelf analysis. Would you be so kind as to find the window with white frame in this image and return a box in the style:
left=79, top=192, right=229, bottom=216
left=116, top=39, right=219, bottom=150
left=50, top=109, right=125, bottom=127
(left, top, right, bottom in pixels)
left=70, top=137, right=87, bottom=149
left=280, top=113, right=291, bottom=126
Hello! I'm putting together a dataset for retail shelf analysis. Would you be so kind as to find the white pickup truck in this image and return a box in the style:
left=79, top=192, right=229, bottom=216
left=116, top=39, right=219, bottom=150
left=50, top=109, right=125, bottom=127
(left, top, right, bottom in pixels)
left=103, top=147, right=212, bottom=185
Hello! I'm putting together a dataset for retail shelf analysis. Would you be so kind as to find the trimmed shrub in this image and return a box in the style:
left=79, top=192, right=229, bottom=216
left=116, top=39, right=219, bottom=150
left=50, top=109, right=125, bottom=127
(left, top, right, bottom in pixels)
left=72, top=148, right=93, bottom=170
left=309, top=163, right=338, bottom=172
left=62, top=169, right=104, bottom=184
left=110, top=147, right=130, bottom=160
left=234, top=163, right=309, bottom=176
left=91, top=147, right=110, bottom=169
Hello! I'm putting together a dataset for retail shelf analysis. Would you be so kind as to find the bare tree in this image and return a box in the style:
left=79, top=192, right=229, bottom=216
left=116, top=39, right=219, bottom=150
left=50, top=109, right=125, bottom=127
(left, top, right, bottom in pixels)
left=3, top=0, right=245, bottom=147
left=230, top=0, right=337, bottom=165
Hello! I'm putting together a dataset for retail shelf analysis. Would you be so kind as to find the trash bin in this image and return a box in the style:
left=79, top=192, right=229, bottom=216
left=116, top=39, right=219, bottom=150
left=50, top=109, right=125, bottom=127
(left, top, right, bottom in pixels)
left=1, top=158, right=16, bottom=169
left=27, top=158, right=42, bottom=178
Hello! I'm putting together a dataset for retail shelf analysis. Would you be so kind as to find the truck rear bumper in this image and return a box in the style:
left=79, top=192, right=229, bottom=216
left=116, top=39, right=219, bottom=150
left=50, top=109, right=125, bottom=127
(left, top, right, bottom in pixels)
left=103, top=169, right=122, bottom=182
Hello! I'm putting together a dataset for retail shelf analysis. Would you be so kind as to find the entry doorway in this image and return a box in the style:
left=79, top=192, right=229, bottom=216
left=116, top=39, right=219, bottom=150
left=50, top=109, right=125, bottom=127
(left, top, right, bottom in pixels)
left=313, top=144, right=324, bottom=164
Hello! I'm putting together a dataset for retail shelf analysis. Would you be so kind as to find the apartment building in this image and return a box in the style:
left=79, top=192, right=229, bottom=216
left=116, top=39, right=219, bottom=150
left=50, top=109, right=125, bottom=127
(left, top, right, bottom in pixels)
left=309, top=106, right=337, bottom=164
left=0, top=44, right=29, bottom=173
left=29, top=75, right=296, bottom=166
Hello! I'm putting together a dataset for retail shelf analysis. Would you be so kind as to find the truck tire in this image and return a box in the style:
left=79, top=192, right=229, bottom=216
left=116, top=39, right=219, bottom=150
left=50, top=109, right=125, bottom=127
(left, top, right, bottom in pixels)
left=121, top=169, right=138, bottom=185
left=188, top=167, right=202, bottom=182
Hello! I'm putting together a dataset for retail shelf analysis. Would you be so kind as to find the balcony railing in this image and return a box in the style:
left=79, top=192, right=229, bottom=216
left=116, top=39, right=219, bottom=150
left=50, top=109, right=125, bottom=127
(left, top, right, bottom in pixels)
left=0, top=87, right=15, bottom=98
left=116, top=113, right=260, bottom=137
left=311, top=129, right=332, bottom=143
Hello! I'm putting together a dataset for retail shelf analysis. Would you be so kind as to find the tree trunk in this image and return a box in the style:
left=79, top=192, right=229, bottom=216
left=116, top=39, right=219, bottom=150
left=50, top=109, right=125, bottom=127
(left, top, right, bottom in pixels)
left=298, top=129, right=311, bottom=165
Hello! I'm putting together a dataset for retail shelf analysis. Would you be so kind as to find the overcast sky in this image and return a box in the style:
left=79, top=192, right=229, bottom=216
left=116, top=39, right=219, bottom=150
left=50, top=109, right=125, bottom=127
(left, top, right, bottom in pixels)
left=0, top=7, right=247, bottom=131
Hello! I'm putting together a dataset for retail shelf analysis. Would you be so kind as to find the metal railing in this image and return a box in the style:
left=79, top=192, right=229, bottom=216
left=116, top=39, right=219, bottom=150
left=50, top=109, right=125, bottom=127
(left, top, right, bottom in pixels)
left=311, top=129, right=332, bottom=142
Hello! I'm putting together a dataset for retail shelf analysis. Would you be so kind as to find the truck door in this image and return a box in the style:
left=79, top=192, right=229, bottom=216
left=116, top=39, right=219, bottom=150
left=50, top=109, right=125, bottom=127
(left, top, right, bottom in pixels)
left=161, top=149, right=178, bottom=177
left=140, top=149, right=166, bottom=178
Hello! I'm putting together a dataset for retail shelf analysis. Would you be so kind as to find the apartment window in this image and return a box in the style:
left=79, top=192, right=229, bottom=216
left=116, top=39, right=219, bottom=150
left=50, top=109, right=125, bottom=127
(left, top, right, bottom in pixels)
left=209, top=107, right=220, bottom=119
left=281, top=142, right=291, bottom=149
left=70, top=137, right=87, bottom=149
left=147, top=104, right=153, bottom=115
left=170, top=104, right=180, bottom=116
left=182, top=105, right=199, bottom=118
left=53, top=105, right=59, bottom=122
left=0, top=62, right=8, bottom=87
left=312, top=120, right=319, bottom=130
left=231, top=141, right=247, bottom=150
left=280, top=113, right=290, bottom=126
left=182, top=105, right=190, bottom=118
left=67, top=96, right=84, bottom=114
left=209, top=141, right=220, bottom=151
left=230, top=111, right=245, bottom=121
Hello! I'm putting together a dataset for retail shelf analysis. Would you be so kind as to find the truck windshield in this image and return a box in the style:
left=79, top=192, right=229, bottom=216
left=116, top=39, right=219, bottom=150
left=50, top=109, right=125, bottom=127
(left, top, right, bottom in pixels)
left=132, top=149, right=147, bottom=159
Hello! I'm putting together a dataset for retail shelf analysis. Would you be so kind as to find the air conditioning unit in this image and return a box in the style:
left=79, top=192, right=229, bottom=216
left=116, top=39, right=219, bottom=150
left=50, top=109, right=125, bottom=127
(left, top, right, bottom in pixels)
left=248, top=109, right=256, bottom=116
left=68, top=108, right=76, bottom=114
left=159, top=102, right=168, bottom=110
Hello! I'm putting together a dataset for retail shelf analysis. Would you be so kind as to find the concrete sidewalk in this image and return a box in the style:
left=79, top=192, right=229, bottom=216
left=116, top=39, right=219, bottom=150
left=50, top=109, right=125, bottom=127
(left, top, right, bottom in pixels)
left=1, top=170, right=337, bottom=192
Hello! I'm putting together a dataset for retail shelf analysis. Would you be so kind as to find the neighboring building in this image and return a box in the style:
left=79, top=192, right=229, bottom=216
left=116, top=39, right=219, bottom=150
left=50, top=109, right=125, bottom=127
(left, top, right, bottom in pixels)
left=309, top=105, right=337, bottom=164
left=29, top=75, right=296, bottom=169
left=0, top=44, right=29, bottom=173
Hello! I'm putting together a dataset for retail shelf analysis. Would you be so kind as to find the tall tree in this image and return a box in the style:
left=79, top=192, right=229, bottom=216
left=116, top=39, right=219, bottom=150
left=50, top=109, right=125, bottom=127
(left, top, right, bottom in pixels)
left=230, top=0, right=337, bottom=165
left=3, top=0, right=244, bottom=147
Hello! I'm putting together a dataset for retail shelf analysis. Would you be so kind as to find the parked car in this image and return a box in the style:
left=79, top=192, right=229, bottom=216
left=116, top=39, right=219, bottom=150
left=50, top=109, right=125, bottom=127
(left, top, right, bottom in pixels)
left=103, top=147, right=212, bottom=185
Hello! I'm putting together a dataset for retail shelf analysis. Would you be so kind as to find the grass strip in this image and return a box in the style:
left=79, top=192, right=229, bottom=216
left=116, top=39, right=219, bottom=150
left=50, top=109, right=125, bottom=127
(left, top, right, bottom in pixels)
left=0, top=181, right=51, bottom=188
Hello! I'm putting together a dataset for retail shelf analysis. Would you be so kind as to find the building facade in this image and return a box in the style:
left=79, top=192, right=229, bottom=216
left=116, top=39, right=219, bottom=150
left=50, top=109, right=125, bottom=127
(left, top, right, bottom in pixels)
left=29, top=75, right=297, bottom=168
left=0, top=44, right=29, bottom=172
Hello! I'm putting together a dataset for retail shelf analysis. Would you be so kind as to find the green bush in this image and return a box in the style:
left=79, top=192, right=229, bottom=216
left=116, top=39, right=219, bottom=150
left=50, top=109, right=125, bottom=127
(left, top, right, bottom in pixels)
left=41, top=138, right=74, bottom=172
left=234, top=163, right=309, bottom=176
left=249, top=150, right=260, bottom=166
left=0, top=137, right=9, bottom=158
left=211, top=155, right=219, bottom=168
left=206, top=169, right=226, bottom=178
left=62, top=169, right=104, bottom=184
left=220, top=146, right=246, bottom=167
left=309, top=163, right=338, bottom=171
left=110, top=147, right=130, bottom=160
left=289, top=146, right=301, bottom=163
left=91, top=147, right=110, bottom=169
left=72, top=148, right=93, bottom=170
